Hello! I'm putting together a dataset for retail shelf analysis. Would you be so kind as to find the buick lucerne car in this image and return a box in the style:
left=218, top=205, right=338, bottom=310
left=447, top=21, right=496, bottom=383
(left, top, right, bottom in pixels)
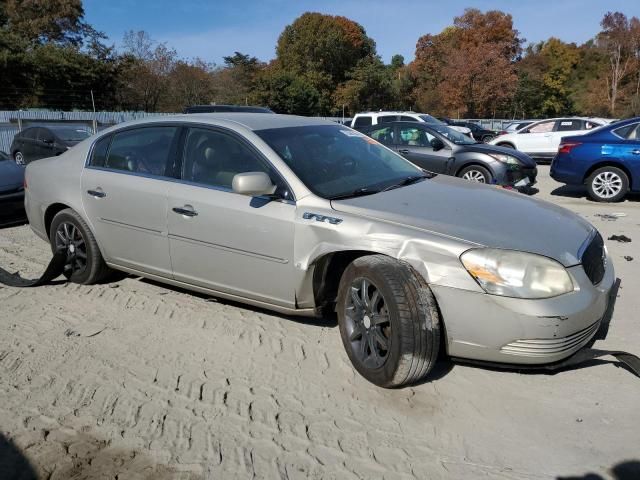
left=24, top=114, right=615, bottom=387
left=363, top=121, right=537, bottom=188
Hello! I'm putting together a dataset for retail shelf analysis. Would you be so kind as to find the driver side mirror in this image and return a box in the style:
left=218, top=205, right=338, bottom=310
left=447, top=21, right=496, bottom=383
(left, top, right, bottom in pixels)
left=232, top=172, right=276, bottom=197
left=430, top=138, right=445, bottom=151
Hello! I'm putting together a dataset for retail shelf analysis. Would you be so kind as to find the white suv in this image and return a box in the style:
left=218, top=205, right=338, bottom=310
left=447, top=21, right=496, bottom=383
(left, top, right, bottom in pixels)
left=351, top=111, right=472, bottom=136
left=489, top=117, right=608, bottom=160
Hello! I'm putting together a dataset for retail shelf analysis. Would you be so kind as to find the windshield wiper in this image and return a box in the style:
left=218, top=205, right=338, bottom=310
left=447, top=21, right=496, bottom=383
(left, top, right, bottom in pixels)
left=380, top=174, right=429, bottom=193
left=329, top=187, right=382, bottom=200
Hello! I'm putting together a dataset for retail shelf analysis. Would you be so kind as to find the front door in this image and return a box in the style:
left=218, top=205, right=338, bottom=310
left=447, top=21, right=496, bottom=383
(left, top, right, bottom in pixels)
left=516, top=120, right=557, bottom=155
left=167, top=127, right=296, bottom=308
left=81, top=125, right=180, bottom=277
left=396, top=125, right=450, bottom=173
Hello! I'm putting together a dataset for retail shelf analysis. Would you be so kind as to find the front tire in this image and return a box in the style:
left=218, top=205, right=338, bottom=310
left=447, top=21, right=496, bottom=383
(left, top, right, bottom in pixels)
left=49, top=208, right=111, bottom=284
left=586, top=166, right=629, bottom=202
left=337, top=255, right=441, bottom=388
left=458, top=164, right=493, bottom=183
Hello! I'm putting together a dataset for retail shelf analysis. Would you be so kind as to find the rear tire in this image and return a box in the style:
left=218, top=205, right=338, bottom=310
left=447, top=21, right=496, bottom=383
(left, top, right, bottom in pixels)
left=49, top=208, right=111, bottom=284
left=458, top=164, right=493, bottom=184
left=337, top=255, right=441, bottom=388
left=14, top=151, right=25, bottom=165
left=586, top=166, right=629, bottom=202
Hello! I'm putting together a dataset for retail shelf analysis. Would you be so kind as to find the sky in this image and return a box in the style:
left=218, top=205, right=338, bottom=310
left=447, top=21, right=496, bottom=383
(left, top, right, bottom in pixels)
left=83, top=0, right=640, bottom=65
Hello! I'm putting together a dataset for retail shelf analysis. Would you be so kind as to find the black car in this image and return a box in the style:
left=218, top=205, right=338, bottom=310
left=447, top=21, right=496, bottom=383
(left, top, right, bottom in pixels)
left=439, top=118, right=497, bottom=142
left=0, top=151, right=26, bottom=225
left=184, top=105, right=274, bottom=114
left=364, top=121, right=537, bottom=188
left=10, top=125, right=92, bottom=165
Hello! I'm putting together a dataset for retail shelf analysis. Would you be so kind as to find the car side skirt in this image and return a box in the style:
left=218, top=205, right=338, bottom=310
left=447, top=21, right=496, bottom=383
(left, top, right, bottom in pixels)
left=106, top=262, right=320, bottom=318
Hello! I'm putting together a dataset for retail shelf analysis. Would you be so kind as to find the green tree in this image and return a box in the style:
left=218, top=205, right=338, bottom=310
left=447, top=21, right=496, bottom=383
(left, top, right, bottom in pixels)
left=333, top=56, right=394, bottom=114
left=251, top=66, right=320, bottom=115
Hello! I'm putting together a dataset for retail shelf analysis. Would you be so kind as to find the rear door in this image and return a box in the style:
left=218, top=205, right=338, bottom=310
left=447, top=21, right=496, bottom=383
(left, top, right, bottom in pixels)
left=616, top=122, right=640, bottom=189
left=19, top=128, right=39, bottom=162
left=81, top=125, right=180, bottom=277
left=367, top=126, right=397, bottom=148
left=551, top=119, right=586, bottom=153
left=35, top=128, right=56, bottom=160
left=396, top=125, right=450, bottom=173
left=167, top=126, right=296, bottom=307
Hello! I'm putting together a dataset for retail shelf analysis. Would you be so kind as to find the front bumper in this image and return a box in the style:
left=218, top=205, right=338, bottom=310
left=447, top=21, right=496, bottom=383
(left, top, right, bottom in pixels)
left=431, top=253, right=615, bottom=365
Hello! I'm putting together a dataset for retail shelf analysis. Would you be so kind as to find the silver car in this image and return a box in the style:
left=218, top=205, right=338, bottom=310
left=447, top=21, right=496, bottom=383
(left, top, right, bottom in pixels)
left=24, top=114, right=615, bottom=387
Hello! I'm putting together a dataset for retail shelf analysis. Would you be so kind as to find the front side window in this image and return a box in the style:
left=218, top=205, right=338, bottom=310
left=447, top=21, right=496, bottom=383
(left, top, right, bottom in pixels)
left=182, top=128, right=278, bottom=191
left=20, top=128, right=37, bottom=140
left=399, top=116, right=417, bottom=122
left=369, top=126, right=395, bottom=145
left=528, top=121, right=555, bottom=133
left=399, top=126, right=433, bottom=147
left=105, top=127, right=178, bottom=176
left=256, top=125, right=422, bottom=199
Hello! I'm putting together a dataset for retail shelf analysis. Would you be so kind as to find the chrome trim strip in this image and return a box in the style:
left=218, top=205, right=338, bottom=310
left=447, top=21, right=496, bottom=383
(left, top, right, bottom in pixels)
left=99, top=218, right=164, bottom=235
left=168, top=233, right=289, bottom=264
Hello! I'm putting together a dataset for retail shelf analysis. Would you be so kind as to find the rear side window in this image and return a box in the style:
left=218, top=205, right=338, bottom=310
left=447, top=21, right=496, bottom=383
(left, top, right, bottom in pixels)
left=89, top=135, right=112, bottom=167
left=105, top=127, right=178, bottom=176
left=378, top=115, right=397, bottom=124
left=613, top=123, right=640, bottom=140
left=399, top=116, right=416, bottom=122
left=20, top=128, right=37, bottom=140
left=353, top=116, right=372, bottom=128
left=556, top=120, right=582, bottom=132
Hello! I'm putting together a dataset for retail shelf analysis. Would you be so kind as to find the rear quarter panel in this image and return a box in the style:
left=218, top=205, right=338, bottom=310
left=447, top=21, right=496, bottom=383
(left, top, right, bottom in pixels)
left=25, top=141, right=91, bottom=240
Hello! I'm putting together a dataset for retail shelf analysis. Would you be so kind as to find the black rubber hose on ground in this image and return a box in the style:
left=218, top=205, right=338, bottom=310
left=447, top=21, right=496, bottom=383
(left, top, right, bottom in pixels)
left=0, top=249, right=68, bottom=287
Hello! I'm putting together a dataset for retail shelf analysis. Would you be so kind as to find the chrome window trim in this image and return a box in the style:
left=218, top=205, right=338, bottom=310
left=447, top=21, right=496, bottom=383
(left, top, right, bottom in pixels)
left=84, top=165, right=296, bottom=206
left=84, top=121, right=297, bottom=204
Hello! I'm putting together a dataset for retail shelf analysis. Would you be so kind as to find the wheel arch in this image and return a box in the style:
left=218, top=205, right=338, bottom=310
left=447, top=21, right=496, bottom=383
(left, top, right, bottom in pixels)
left=495, top=141, right=515, bottom=149
left=583, top=161, right=633, bottom=186
left=44, top=203, right=72, bottom=238
left=455, top=160, right=494, bottom=178
left=311, top=250, right=387, bottom=314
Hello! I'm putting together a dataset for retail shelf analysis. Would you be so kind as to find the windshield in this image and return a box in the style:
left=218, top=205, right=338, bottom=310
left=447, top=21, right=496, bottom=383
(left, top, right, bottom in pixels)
left=50, top=127, right=92, bottom=141
left=425, top=125, right=477, bottom=145
left=419, top=114, right=446, bottom=125
left=256, top=125, right=424, bottom=199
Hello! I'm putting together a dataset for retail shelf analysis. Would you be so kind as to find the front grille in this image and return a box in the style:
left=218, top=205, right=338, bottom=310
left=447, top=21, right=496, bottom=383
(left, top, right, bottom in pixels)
left=582, top=232, right=605, bottom=285
left=501, top=321, right=600, bottom=357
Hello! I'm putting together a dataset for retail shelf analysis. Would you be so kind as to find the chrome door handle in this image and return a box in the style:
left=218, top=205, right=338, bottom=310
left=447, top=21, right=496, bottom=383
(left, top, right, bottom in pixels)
left=398, top=149, right=410, bottom=154
left=87, top=189, right=106, bottom=198
left=172, top=206, right=198, bottom=217
left=632, top=149, right=640, bottom=155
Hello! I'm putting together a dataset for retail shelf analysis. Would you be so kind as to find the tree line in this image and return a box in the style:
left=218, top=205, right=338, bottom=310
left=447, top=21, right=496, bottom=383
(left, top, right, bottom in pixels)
left=1, top=0, right=639, bottom=119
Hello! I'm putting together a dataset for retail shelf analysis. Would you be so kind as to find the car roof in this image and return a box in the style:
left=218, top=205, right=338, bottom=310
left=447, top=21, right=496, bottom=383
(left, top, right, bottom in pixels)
left=102, top=113, right=338, bottom=132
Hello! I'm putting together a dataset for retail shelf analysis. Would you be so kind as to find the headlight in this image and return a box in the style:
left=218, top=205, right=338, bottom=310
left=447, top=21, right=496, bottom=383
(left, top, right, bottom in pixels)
left=460, top=249, right=574, bottom=299
left=488, top=153, right=520, bottom=165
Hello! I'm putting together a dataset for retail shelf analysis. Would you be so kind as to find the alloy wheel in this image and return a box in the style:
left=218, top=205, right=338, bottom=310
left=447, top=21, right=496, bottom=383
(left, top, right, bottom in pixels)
left=54, top=222, right=88, bottom=275
left=344, top=277, right=391, bottom=369
left=592, top=171, right=623, bottom=199
left=14, top=152, right=24, bottom=165
left=462, top=170, right=487, bottom=183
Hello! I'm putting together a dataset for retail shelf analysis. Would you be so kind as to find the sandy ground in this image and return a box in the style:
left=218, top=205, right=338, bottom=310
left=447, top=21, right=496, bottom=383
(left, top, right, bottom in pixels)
left=0, top=165, right=639, bottom=480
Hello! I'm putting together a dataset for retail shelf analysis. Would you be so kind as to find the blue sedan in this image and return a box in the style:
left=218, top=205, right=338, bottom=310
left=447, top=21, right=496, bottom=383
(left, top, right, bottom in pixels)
left=550, top=117, right=640, bottom=202
left=0, top=151, right=26, bottom=225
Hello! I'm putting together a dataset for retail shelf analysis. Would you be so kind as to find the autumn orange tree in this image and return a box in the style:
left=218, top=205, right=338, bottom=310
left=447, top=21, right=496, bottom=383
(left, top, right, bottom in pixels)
left=411, top=9, right=522, bottom=117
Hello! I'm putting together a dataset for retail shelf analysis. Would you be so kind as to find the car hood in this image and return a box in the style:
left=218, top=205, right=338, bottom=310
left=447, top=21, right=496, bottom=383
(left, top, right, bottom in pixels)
left=459, top=143, right=537, bottom=167
left=331, top=176, right=593, bottom=266
left=0, top=159, right=25, bottom=191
